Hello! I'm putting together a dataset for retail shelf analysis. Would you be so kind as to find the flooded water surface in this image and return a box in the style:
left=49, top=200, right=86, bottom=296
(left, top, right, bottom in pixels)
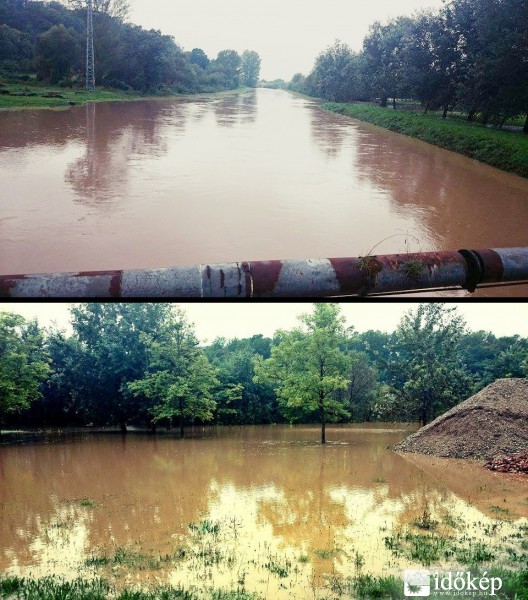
left=1, top=426, right=527, bottom=598
left=1, top=90, right=528, bottom=296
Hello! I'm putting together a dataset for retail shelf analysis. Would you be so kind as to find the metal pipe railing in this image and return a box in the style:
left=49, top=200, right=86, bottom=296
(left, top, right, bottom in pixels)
left=1, top=247, right=527, bottom=298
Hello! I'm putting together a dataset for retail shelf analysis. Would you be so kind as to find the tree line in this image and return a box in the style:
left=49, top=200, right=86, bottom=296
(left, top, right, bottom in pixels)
left=0, top=0, right=261, bottom=92
left=288, top=0, right=528, bottom=132
left=1, top=304, right=527, bottom=442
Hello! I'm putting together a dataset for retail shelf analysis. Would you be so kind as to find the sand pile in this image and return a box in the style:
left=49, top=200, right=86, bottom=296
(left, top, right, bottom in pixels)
left=394, top=378, right=528, bottom=460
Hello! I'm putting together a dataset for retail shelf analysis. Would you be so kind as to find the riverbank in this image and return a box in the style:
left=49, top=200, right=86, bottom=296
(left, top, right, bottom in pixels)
left=0, top=82, right=252, bottom=110
left=323, top=102, right=528, bottom=179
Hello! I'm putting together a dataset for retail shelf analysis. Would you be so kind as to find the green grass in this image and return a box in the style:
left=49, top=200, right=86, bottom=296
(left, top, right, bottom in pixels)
left=1, top=571, right=527, bottom=600
left=323, top=102, right=528, bottom=178
left=0, top=577, right=259, bottom=600
left=0, top=81, right=252, bottom=110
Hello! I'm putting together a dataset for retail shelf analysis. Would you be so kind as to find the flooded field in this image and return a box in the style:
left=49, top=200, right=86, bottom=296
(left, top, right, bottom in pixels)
left=1, top=425, right=527, bottom=598
left=1, top=89, right=528, bottom=296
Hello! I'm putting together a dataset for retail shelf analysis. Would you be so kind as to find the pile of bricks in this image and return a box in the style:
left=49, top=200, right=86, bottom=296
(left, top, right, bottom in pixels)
left=485, top=451, right=528, bottom=474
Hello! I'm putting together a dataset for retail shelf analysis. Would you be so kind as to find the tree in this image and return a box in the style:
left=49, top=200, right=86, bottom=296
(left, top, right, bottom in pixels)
left=212, top=49, right=241, bottom=89
left=310, top=40, right=364, bottom=102
left=36, top=24, right=80, bottom=83
left=66, top=0, right=130, bottom=21
left=362, top=17, right=413, bottom=108
left=387, top=304, right=472, bottom=425
left=189, top=47, right=209, bottom=70
left=127, top=308, right=217, bottom=437
left=255, top=304, right=350, bottom=443
left=0, top=312, right=50, bottom=434
left=70, top=303, right=171, bottom=431
left=240, top=50, right=261, bottom=87
left=205, top=335, right=276, bottom=424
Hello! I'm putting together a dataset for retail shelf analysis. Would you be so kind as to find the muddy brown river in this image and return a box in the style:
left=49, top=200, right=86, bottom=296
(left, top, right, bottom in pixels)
left=1, top=89, right=528, bottom=297
left=1, top=426, right=527, bottom=598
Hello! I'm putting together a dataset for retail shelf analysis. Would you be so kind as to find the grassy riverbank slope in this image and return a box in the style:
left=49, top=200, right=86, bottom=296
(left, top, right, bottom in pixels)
left=0, top=81, right=251, bottom=110
left=324, top=102, right=528, bottom=179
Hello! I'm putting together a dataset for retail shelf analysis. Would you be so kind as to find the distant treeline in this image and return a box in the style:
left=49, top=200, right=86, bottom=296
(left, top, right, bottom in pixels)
left=0, top=0, right=261, bottom=92
left=1, top=304, right=527, bottom=437
left=288, top=0, right=528, bottom=131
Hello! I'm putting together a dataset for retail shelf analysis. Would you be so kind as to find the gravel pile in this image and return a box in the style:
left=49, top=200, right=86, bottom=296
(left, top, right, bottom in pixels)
left=394, top=378, right=528, bottom=460
left=485, top=451, right=528, bottom=474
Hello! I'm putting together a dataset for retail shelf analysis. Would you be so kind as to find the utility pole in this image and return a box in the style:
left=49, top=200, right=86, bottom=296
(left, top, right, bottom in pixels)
left=86, top=0, right=95, bottom=92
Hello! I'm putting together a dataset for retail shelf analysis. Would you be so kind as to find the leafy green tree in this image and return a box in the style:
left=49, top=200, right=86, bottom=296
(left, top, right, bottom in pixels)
left=387, top=304, right=472, bottom=425
left=189, top=47, right=209, bottom=69
left=255, top=304, right=350, bottom=443
left=35, top=23, right=80, bottom=83
left=212, top=49, right=241, bottom=89
left=0, top=312, right=50, bottom=434
left=240, top=49, right=261, bottom=87
left=310, top=40, right=364, bottom=102
left=362, top=17, right=413, bottom=108
left=70, top=303, right=171, bottom=431
left=205, top=335, right=276, bottom=424
left=127, top=308, right=217, bottom=437
left=0, top=24, right=33, bottom=72
left=343, top=351, right=381, bottom=421
left=30, top=329, right=85, bottom=427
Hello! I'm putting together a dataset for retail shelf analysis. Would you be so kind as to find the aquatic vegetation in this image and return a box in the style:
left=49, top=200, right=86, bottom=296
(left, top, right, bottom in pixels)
left=411, top=507, right=438, bottom=531
left=263, top=555, right=292, bottom=578
left=79, top=499, right=97, bottom=508
left=352, top=574, right=403, bottom=599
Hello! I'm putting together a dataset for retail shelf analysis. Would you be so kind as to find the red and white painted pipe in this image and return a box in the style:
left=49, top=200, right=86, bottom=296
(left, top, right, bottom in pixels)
left=1, top=247, right=527, bottom=298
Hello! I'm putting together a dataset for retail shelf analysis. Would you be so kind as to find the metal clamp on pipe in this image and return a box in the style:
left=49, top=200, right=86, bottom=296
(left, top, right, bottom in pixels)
left=1, top=247, right=528, bottom=298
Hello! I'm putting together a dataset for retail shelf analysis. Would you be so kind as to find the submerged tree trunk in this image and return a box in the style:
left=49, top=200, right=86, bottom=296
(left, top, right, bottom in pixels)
left=320, top=392, right=326, bottom=445
left=180, top=399, right=184, bottom=438
left=119, top=415, right=127, bottom=433
left=423, top=100, right=430, bottom=114
left=442, top=106, right=448, bottom=119
left=393, top=97, right=396, bottom=110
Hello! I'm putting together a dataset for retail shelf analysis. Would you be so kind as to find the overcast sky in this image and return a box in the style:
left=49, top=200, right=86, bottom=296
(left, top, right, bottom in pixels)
left=126, top=0, right=445, bottom=81
left=1, top=303, right=527, bottom=344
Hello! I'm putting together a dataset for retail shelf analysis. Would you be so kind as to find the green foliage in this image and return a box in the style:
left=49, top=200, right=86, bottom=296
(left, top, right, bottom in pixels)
left=127, top=308, right=218, bottom=436
left=240, top=50, right=261, bottom=88
left=69, top=304, right=172, bottom=430
left=205, top=335, right=276, bottom=424
left=323, top=102, right=528, bottom=178
left=0, top=312, right=50, bottom=432
left=385, top=304, right=472, bottom=425
left=255, top=304, right=350, bottom=443
left=0, top=0, right=259, bottom=95
left=293, top=0, right=528, bottom=139
left=35, top=24, right=79, bottom=84
left=353, top=574, right=403, bottom=599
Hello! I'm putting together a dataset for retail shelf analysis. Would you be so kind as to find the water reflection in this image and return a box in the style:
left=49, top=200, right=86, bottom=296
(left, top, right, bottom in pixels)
left=1, top=90, right=528, bottom=298
left=1, top=427, right=527, bottom=597
left=64, top=102, right=184, bottom=207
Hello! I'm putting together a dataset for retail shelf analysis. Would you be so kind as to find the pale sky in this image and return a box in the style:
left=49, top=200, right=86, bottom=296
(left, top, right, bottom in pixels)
left=127, top=0, right=445, bottom=81
left=1, top=303, right=527, bottom=344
